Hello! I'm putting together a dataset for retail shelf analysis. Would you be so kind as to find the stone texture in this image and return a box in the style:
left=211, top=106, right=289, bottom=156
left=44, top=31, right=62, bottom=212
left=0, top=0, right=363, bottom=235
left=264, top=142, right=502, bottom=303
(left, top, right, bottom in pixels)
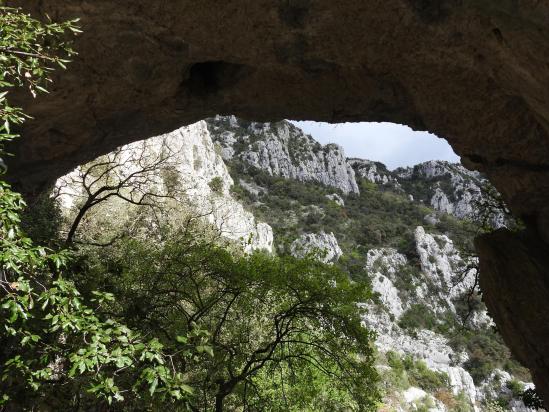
left=208, top=117, right=359, bottom=194
left=4, top=0, right=549, bottom=398
left=361, top=226, right=527, bottom=409
left=56, top=121, right=274, bottom=253
left=290, top=231, right=342, bottom=264
left=349, top=158, right=397, bottom=186
left=397, top=160, right=507, bottom=226
left=477, top=229, right=549, bottom=403
left=325, top=193, right=345, bottom=206
left=4, top=1, right=549, bottom=229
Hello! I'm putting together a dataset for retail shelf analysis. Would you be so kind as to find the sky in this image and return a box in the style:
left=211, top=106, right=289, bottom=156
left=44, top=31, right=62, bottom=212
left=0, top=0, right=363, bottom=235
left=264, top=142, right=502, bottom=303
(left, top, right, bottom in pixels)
left=290, top=121, right=460, bottom=170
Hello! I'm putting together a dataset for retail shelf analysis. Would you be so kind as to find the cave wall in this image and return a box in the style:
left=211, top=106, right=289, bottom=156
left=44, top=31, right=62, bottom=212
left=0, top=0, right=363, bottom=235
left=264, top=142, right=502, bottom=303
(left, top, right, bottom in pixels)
left=5, top=0, right=549, bottom=401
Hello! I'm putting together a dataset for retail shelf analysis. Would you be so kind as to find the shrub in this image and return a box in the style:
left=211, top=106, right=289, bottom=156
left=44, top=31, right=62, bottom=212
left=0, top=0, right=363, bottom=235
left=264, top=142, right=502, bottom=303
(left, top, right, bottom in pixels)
left=208, top=176, right=224, bottom=193
left=520, top=388, right=544, bottom=409
left=398, top=304, right=439, bottom=332
left=506, top=379, right=525, bottom=397
left=403, top=356, right=449, bottom=392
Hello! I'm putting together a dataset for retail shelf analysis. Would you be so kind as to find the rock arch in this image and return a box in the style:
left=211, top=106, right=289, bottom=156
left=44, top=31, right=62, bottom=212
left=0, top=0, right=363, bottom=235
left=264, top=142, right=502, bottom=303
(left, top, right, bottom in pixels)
left=7, top=0, right=549, bottom=401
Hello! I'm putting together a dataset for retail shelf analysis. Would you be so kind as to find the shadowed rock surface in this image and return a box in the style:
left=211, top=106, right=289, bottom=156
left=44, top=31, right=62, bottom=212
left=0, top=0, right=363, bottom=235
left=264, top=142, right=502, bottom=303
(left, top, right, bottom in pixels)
left=477, top=229, right=549, bottom=406
left=5, top=0, right=549, bottom=401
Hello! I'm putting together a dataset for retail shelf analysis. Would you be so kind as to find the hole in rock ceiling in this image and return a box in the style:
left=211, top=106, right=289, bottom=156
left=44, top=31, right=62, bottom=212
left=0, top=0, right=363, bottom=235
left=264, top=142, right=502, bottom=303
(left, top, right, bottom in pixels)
left=290, top=121, right=460, bottom=170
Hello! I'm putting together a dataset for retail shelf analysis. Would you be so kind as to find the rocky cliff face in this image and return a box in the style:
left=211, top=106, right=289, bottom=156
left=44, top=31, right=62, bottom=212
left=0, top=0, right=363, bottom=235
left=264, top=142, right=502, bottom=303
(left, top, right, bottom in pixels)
left=349, top=158, right=398, bottom=186
left=290, top=231, right=342, bottom=263
left=395, top=161, right=507, bottom=227
left=54, top=118, right=543, bottom=410
left=55, top=121, right=273, bottom=253
left=207, top=116, right=359, bottom=194
left=362, top=226, right=521, bottom=411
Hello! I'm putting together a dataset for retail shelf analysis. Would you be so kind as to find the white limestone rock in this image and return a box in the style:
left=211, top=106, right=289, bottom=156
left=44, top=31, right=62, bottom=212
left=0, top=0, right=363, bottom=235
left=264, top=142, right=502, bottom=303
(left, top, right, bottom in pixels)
left=478, top=370, right=540, bottom=411
left=431, top=187, right=454, bottom=215
left=395, top=160, right=507, bottom=227
left=365, top=248, right=408, bottom=318
left=325, top=193, right=345, bottom=206
left=402, top=387, right=446, bottom=412
left=56, top=121, right=273, bottom=253
left=290, top=232, right=343, bottom=263
left=424, top=213, right=440, bottom=226
left=208, top=116, right=359, bottom=194
left=349, top=158, right=398, bottom=186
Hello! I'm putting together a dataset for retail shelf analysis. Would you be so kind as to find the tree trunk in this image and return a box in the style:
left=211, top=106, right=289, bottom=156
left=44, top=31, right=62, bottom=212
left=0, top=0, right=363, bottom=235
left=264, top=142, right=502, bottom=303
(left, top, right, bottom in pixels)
left=215, top=393, right=225, bottom=412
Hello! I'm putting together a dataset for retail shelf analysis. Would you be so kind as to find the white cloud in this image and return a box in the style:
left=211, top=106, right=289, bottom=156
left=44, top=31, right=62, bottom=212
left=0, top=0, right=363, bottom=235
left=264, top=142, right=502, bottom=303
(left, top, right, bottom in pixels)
left=289, top=121, right=460, bottom=170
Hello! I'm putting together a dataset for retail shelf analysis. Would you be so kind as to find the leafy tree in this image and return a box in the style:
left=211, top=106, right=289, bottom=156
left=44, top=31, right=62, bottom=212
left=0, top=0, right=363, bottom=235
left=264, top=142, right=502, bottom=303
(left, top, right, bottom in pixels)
left=81, top=223, right=381, bottom=411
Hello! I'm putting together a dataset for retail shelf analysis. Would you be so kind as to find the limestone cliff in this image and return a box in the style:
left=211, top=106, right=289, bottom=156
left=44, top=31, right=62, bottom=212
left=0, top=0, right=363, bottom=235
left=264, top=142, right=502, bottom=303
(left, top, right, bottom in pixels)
left=349, top=158, right=398, bottom=186
left=290, top=231, right=342, bottom=264
left=54, top=118, right=543, bottom=410
left=55, top=121, right=273, bottom=253
left=395, top=161, right=507, bottom=227
left=207, top=116, right=359, bottom=194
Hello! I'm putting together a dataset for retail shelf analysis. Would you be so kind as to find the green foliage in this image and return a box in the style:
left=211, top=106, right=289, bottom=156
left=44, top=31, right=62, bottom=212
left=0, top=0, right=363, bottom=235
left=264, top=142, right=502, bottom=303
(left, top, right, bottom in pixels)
left=434, top=390, right=474, bottom=412
left=0, top=180, right=201, bottom=409
left=449, top=330, right=529, bottom=384
left=209, top=176, right=224, bottom=193
left=397, top=304, right=452, bottom=336
left=482, top=400, right=507, bottom=412
left=384, top=351, right=450, bottom=394
left=520, top=388, right=544, bottom=409
left=229, top=163, right=445, bottom=262
left=246, top=351, right=367, bottom=411
left=19, top=191, right=63, bottom=246
left=0, top=5, right=79, bottom=150
left=80, top=227, right=381, bottom=411
left=506, top=379, right=524, bottom=398
left=403, top=356, right=449, bottom=392
left=227, top=160, right=531, bottom=392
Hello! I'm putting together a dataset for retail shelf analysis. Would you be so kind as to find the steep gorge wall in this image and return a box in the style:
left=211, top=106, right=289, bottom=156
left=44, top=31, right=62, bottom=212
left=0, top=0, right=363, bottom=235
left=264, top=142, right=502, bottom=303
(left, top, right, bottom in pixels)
left=5, top=0, right=549, bottom=401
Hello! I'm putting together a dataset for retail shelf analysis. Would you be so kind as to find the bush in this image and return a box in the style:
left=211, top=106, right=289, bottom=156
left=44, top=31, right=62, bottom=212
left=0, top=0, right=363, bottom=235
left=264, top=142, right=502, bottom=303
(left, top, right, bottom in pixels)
left=208, top=176, right=224, bottom=193
left=459, top=333, right=513, bottom=383
left=506, top=379, right=525, bottom=397
left=403, top=356, right=449, bottom=392
left=520, top=388, right=545, bottom=409
left=398, top=304, right=439, bottom=332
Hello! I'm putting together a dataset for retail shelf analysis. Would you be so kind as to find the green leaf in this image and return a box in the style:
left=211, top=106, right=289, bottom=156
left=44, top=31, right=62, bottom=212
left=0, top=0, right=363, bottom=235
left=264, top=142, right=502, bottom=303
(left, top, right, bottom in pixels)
left=175, top=335, right=188, bottom=344
left=149, top=377, right=158, bottom=396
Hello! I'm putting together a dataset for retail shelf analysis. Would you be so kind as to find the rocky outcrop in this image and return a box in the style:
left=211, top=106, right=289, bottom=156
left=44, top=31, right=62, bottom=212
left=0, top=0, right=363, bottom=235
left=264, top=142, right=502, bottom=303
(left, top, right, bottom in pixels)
left=478, top=369, right=536, bottom=410
left=365, top=248, right=408, bottom=318
left=207, top=116, right=359, bottom=194
left=290, top=231, right=342, bottom=263
left=396, top=161, right=507, bottom=226
left=325, top=193, right=344, bottom=206
left=415, top=227, right=479, bottom=312
left=361, top=226, right=537, bottom=410
left=349, top=158, right=398, bottom=186
left=56, top=121, right=273, bottom=253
